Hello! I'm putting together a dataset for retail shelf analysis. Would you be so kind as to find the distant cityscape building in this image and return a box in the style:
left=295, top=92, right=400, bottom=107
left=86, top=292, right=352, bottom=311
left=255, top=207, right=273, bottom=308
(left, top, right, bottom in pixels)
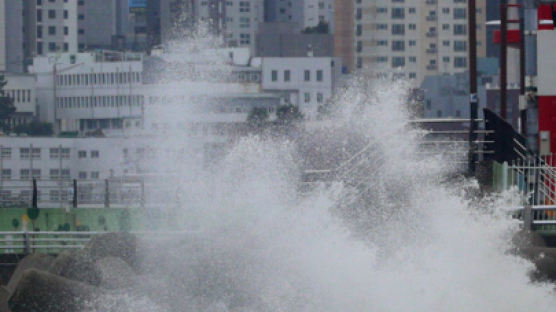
left=24, top=0, right=79, bottom=57
left=0, top=0, right=26, bottom=72
left=3, top=73, right=37, bottom=128
left=28, top=51, right=145, bottom=135
left=264, top=0, right=334, bottom=32
left=333, top=0, right=354, bottom=72
left=261, top=56, right=342, bottom=120
left=77, top=0, right=130, bottom=51
left=255, top=23, right=334, bottom=57
left=354, top=0, right=487, bottom=84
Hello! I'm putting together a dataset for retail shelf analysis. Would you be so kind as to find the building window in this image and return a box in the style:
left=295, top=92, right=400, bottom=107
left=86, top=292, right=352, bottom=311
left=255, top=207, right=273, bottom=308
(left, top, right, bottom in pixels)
left=271, top=70, right=278, bottom=82
left=48, top=26, right=56, bottom=35
left=392, top=57, right=405, bottom=67
left=61, top=148, right=70, bottom=159
left=20, top=169, right=30, bottom=180
left=48, top=9, right=55, bottom=19
left=454, top=57, right=467, bottom=68
left=392, top=41, right=405, bottom=51
left=284, top=70, right=290, bottom=82
left=1, top=147, right=11, bottom=159
left=49, top=169, right=59, bottom=180
left=316, top=70, right=323, bottom=82
left=454, top=41, right=467, bottom=52
left=78, top=14, right=84, bottom=20
left=20, top=148, right=30, bottom=159
left=304, top=92, right=311, bottom=103
left=443, top=56, right=450, bottom=63
left=453, top=8, right=467, bottom=19
left=37, top=9, right=42, bottom=22
left=304, top=70, right=310, bottom=81
left=78, top=150, right=87, bottom=158
left=453, top=24, right=467, bottom=35
left=49, top=148, right=59, bottom=158
left=31, top=148, right=41, bottom=159
left=409, top=73, right=417, bottom=79
left=61, top=169, right=70, bottom=179
left=376, top=23, right=388, bottom=30
left=91, top=171, right=100, bottom=179
left=78, top=171, right=87, bottom=179
left=317, top=93, right=323, bottom=103
left=37, top=26, right=42, bottom=38
left=91, top=150, right=99, bottom=158
left=391, top=7, right=405, bottom=19
left=392, top=24, right=405, bottom=35
left=2, top=169, right=11, bottom=180
left=63, top=10, right=68, bottom=19
left=48, top=42, right=56, bottom=52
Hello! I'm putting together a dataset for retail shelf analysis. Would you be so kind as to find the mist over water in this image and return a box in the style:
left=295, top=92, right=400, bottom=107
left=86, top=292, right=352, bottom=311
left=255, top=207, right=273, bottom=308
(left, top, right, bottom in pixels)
left=93, top=33, right=556, bottom=311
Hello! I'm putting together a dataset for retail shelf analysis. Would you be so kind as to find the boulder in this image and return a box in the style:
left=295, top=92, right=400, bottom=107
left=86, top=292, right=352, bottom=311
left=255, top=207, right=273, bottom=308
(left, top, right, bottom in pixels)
left=7, top=254, right=54, bottom=293
left=49, top=250, right=101, bottom=286
left=512, top=230, right=546, bottom=250
left=85, top=233, right=137, bottom=268
left=0, top=285, right=10, bottom=312
left=9, top=269, right=100, bottom=312
left=95, top=257, right=136, bottom=290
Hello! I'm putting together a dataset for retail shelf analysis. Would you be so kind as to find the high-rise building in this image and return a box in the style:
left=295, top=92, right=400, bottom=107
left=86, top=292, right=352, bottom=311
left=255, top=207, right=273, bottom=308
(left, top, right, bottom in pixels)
left=77, top=0, right=130, bottom=51
left=264, top=0, right=334, bottom=32
left=355, top=0, right=486, bottom=84
left=24, top=0, right=78, bottom=57
left=333, top=0, right=354, bottom=72
left=0, top=0, right=26, bottom=72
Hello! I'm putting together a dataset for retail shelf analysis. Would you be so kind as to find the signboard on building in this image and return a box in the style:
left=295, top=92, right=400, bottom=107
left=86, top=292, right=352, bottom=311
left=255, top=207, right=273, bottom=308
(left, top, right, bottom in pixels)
left=129, top=0, right=147, bottom=8
left=129, top=0, right=146, bottom=13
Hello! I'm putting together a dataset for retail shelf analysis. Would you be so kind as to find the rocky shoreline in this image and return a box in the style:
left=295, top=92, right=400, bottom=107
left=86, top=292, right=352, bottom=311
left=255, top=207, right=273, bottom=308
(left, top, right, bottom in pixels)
left=2, top=232, right=150, bottom=312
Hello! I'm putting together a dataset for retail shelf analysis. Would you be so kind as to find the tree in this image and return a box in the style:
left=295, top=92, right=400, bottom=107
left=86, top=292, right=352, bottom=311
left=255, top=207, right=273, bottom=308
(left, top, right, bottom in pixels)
left=247, top=107, right=269, bottom=128
left=0, top=74, right=16, bottom=132
left=302, top=21, right=329, bottom=34
left=276, top=104, right=304, bottom=124
left=14, top=121, right=54, bottom=136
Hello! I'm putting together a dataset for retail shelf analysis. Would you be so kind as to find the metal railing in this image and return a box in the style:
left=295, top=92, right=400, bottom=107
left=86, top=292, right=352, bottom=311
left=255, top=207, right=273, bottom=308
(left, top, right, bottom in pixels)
left=0, top=178, right=144, bottom=209
left=519, top=205, right=556, bottom=233
left=0, top=231, right=195, bottom=255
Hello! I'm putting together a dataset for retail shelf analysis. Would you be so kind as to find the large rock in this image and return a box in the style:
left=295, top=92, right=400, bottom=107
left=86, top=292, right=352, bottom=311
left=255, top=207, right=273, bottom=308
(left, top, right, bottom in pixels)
left=95, top=257, right=136, bottom=290
left=0, top=285, right=10, bottom=312
left=7, top=254, right=54, bottom=293
left=49, top=250, right=101, bottom=286
left=9, top=269, right=100, bottom=312
left=85, top=233, right=137, bottom=268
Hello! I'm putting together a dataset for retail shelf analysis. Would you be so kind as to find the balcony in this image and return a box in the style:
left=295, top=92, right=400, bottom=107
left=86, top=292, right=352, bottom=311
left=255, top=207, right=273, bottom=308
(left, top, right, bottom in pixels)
left=426, top=31, right=437, bottom=38
left=426, top=64, right=437, bottom=70
left=426, top=0, right=437, bottom=4
left=426, top=15, right=437, bottom=21
left=426, top=47, right=437, bottom=54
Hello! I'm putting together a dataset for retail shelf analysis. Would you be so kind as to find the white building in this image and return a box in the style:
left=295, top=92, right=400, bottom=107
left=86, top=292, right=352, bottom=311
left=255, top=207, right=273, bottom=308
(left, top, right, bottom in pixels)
left=303, top=0, right=334, bottom=30
left=3, top=73, right=37, bottom=128
left=28, top=51, right=144, bottom=135
left=355, top=0, right=486, bottom=85
left=26, top=0, right=78, bottom=56
left=261, top=56, right=342, bottom=120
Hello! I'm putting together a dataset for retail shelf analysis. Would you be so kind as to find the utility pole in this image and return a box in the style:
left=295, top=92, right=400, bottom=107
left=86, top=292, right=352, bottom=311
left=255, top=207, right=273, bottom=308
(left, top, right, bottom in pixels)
left=500, top=0, right=508, bottom=120
left=468, top=0, right=478, bottom=176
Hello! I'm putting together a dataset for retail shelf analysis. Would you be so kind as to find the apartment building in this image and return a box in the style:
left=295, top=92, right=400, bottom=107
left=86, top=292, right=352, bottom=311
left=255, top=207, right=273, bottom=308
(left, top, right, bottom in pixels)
left=355, top=0, right=486, bottom=84
left=24, top=0, right=78, bottom=57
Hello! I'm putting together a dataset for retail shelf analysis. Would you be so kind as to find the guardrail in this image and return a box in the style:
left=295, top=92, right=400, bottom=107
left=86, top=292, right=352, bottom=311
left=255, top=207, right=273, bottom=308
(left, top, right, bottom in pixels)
left=520, top=205, right=556, bottom=233
left=0, top=231, right=196, bottom=255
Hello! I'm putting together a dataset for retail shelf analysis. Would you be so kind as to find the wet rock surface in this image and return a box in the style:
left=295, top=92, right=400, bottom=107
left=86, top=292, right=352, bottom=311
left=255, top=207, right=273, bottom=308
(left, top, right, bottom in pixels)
left=3, top=233, right=148, bottom=312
